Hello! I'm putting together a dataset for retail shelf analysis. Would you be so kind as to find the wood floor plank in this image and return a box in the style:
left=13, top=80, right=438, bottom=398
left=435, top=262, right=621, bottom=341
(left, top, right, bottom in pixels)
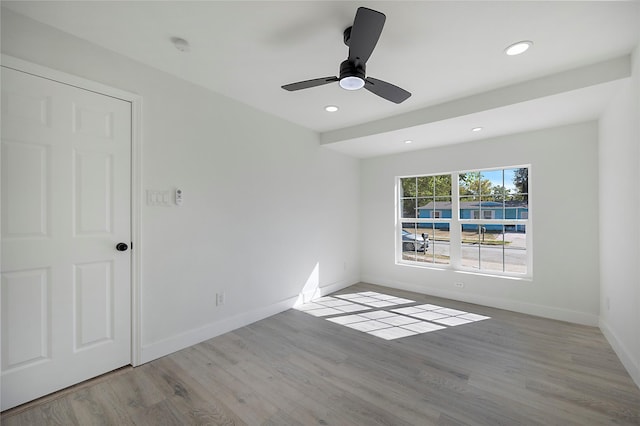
left=68, top=386, right=129, bottom=426
left=0, top=396, right=79, bottom=426
left=170, top=345, right=281, bottom=425
left=128, top=399, right=184, bottom=426
left=2, top=282, right=639, bottom=425
left=106, top=364, right=166, bottom=416
left=145, top=357, right=245, bottom=426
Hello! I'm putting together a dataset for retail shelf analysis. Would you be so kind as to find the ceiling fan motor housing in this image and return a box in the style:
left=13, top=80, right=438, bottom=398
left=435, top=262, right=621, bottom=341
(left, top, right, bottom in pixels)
left=340, top=59, right=366, bottom=81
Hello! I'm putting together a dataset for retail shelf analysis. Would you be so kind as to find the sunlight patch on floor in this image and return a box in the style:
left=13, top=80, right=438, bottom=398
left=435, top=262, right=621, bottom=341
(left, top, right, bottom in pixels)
left=294, top=291, right=490, bottom=340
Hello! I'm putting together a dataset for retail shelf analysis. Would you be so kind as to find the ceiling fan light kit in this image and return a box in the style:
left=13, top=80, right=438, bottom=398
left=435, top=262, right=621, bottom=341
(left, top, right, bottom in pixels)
left=282, top=7, right=411, bottom=104
left=339, top=76, right=365, bottom=90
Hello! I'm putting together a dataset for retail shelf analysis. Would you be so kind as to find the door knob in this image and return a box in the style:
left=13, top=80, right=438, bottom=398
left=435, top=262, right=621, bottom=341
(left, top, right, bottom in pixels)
left=116, top=242, right=129, bottom=252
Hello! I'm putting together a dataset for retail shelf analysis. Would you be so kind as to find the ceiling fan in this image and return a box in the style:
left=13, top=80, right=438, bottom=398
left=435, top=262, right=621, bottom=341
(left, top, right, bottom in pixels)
left=281, top=7, right=411, bottom=104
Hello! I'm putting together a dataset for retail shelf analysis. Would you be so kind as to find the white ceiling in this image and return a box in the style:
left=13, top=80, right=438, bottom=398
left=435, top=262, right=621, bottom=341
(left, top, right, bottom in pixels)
left=4, top=1, right=639, bottom=158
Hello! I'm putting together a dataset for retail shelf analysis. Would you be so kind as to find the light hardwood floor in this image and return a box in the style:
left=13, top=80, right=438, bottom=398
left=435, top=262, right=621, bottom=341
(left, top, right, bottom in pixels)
left=2, top=282, right=639, bottom=425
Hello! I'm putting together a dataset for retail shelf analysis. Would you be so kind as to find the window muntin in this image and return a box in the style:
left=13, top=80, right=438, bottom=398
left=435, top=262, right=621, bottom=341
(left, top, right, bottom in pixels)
left=398, top=166, right=530, bottom=276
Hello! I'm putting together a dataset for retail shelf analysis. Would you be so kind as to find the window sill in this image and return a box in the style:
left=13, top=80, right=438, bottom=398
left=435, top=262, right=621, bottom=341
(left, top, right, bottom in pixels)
left=396, top=260, right=532, bottom=281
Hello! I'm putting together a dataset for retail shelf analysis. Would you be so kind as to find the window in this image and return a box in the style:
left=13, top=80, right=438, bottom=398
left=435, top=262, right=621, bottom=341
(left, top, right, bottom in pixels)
left=397, top=166, right=530, bottom=276
left=399, top=174, right=452, bottom=265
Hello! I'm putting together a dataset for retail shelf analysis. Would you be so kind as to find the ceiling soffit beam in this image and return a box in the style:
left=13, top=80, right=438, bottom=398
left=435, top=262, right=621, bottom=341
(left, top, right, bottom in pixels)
left=320, top=55, right=631, bottom=145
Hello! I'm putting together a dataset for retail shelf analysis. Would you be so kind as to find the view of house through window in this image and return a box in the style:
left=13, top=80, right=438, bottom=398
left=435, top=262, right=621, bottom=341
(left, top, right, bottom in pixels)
left=398, top=167, right=529, bottom=276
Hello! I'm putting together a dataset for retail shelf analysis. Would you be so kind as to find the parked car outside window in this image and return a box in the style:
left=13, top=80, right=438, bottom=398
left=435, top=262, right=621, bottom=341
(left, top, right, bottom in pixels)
left=402, top=230, right=429, bottom=252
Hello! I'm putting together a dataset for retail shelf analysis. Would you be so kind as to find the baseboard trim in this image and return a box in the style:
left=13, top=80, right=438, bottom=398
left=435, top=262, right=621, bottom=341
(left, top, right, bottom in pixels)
left=599, top=319, right=640, bottom=389
left=319, top=277, right=359, bottom=296
left=139, top=277, right=359, bottom=364
left=361, top=276, right=599, bottom=326
left=140, top=295, right=298, bottom=364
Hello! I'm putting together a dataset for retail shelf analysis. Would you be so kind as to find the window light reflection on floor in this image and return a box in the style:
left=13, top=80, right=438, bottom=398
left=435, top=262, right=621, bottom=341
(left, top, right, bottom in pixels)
left=294, top=291, right=490, bottom=340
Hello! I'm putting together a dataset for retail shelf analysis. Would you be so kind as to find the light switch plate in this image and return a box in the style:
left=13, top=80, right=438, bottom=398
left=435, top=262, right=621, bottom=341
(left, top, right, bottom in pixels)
left=146, top=190, right=172, bottom=206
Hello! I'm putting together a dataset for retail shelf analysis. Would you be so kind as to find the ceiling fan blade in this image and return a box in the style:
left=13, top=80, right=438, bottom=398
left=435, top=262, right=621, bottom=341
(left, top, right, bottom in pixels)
left=282, top=76, right=339, bottom=91
left=348, top=7, right=386, bottom=65
left=364, top=77, right=411, bottom=104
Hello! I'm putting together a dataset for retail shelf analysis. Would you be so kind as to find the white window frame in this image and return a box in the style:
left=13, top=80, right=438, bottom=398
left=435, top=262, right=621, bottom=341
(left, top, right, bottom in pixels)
left=396, top=165, right=532, bottom=278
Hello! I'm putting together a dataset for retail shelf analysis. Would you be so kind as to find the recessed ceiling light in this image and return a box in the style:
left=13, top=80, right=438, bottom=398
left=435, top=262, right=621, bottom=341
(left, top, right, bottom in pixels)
left=505, top=41, right=532, bottom=56
left=324, top=105, right=339, bottom=112
left=404, top=140, right=413, bottom=144
left=171, top=37, right=190, bottom=52
left=472, top=127, right=483, bottom=132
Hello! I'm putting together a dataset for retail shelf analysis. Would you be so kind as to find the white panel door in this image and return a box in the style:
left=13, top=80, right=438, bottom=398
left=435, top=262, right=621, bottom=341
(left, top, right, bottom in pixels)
left=1, top=66, right=131, bottom=410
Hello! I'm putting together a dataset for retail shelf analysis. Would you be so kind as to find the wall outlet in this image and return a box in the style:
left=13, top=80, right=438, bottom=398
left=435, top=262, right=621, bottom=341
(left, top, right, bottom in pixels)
left=454, top=282, right=465, bottom=288
left=216, top=292, right=225, bottom=306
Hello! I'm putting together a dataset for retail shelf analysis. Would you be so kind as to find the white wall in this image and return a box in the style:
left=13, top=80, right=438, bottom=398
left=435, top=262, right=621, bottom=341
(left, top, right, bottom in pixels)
left=4, top=6, right=638, bottom=388
left=1, top=9, right=360, bottom=363
left=599, top=42, right=640, bottom=387
left=361, top=122, right=600, bottom=325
